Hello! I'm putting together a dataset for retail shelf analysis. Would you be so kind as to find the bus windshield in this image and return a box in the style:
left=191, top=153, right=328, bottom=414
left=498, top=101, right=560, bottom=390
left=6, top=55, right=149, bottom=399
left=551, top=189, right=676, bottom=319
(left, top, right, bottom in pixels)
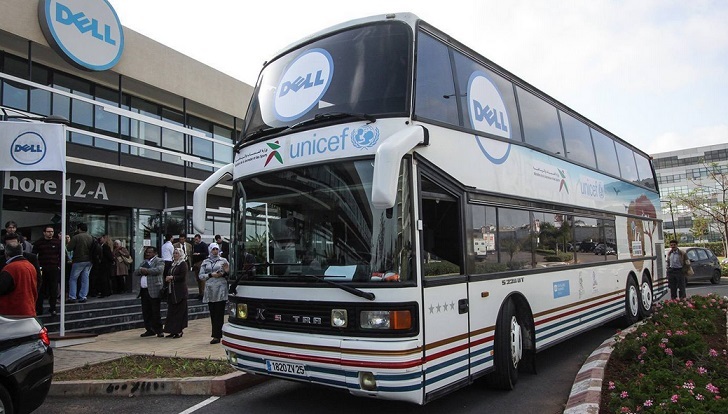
left=233, top=159, right=413, bottom=284
left=242, top=21, right=411, bottom=140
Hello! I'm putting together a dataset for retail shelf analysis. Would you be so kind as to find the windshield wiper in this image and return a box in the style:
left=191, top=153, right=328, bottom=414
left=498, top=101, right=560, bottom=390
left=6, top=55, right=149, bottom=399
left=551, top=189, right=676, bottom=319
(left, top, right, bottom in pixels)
left=290, top=112, right=375, bottom=130
left=301, top=274, right=375, bottom=301
left=235, top=125, right=290, bottom=151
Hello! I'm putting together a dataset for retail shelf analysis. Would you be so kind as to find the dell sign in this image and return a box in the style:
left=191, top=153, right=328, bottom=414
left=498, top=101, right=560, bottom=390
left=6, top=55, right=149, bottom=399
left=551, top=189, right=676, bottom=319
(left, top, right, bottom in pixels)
left=38, top=0, right=124, bottom=71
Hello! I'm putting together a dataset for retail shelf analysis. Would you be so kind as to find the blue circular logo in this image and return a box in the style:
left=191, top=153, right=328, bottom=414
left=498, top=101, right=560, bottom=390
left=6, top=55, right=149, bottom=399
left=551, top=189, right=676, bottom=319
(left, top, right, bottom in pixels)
left=11, top=132, right=47, bottom=166
left=351, top=125, right=380, bottom=149
left=274, top=48, right=334, bottom=122
left=467, top=71, right=512, bottom=164
left=38, top=0, right=125, bottom=71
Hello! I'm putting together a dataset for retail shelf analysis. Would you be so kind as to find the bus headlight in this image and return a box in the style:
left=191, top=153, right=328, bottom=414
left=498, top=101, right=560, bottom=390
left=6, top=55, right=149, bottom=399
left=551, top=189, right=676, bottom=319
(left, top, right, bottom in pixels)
left=235, top=303, right=248, bottom=319
left=360, top=310, right=412, bottom=330
left=331, top=309, right=348, bottom=327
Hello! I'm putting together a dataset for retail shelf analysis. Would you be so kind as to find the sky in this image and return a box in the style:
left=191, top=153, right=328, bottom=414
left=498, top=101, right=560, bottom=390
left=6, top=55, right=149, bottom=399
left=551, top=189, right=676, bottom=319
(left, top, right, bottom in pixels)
left=107, top=0, right=728, bottom=155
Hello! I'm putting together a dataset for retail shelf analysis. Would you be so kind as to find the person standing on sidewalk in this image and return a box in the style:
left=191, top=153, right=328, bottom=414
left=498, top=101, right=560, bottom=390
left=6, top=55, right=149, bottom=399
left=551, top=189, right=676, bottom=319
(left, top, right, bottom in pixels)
left=0, top=234, right=38, bottom=317
left=33, top=225, right=61, bottom=316
left=163, top=248, right=189, bottom=338
left=191, top=234, right=208, bottom=300
left=66, top=223, right=94, bottom=303
left=134, top=246, right=165, bottom=337
left=199, top=243, right=229, bottom=344
left=666, top=239, right=690, bottom=299
left=161, top=234, right=174, bottom=277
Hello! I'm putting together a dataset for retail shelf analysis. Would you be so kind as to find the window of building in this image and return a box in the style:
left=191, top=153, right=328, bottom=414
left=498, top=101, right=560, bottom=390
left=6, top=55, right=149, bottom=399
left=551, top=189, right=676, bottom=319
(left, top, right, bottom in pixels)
left=2, top=55, right=29, bottom=111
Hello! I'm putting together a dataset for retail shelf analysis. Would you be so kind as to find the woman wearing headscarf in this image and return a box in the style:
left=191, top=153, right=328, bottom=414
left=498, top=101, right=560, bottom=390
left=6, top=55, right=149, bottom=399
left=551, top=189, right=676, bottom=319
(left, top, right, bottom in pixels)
left=164, top=247, right=189, bottom=338
left=112, top=240, right=132, bottom=294
left=199, top=242, right=229, bottom=344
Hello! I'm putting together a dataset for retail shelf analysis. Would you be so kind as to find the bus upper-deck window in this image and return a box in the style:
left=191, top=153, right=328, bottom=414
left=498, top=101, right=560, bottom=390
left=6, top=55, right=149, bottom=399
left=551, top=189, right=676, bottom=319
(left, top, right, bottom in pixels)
left=452, top=51, right=522, bottom=141
left=414, top=32, right=459, bottom=125
left=591, top=129, right=621, bottom=178
left=516, top=87, right=565, bottom=156
left=615, top=142, right=639, bottom=183
left=560, top=111, right=596, bottom=169
left=634, top=153, right=656, bottom=189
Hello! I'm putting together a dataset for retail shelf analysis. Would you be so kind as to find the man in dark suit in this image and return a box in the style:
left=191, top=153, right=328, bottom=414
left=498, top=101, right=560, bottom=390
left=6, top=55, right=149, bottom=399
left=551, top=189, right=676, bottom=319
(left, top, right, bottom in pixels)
left=134, top=246, right=165, bottom=337
left=214, top=235, right=230, bottom=260
left=173, top=234, right=193, bottom=268
left=191, top=234, right=208, bottom=300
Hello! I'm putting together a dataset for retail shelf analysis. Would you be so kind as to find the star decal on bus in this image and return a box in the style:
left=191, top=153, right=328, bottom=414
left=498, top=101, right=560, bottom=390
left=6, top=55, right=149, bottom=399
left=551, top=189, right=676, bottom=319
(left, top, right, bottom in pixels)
left=264, top=140, right=283, bottom=167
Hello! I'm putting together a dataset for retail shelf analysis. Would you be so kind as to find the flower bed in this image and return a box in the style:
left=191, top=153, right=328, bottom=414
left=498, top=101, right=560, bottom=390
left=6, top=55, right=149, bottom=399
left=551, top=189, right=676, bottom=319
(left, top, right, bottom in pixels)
left=601, top=294, right=728, bottom=413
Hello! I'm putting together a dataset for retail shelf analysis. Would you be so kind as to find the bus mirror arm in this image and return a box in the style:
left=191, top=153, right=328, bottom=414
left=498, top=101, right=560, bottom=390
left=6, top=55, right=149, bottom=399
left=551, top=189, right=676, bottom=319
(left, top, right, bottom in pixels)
left=193, top=163, right=234, bottom=234
left=371, top=125, right=427, bottom=209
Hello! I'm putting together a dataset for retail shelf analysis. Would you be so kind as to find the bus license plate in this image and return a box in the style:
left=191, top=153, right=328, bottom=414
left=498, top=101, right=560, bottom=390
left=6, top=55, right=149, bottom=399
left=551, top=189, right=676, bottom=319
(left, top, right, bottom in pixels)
left=266, top=360, right=306, bottom=376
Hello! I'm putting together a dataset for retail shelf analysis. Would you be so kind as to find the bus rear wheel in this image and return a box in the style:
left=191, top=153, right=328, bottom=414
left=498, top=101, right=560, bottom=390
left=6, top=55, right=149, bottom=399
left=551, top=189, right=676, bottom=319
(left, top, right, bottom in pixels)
left=490, top=299, right=522, bottom=390
left=624, top=277, right=640, bottom=325
left=639, top=275, right=653, bottom=319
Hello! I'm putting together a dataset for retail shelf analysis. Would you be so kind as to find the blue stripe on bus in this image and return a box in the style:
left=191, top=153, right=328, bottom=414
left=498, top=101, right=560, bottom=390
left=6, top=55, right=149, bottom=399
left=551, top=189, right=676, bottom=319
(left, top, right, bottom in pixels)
left=536, top=301, right=622, bottom=341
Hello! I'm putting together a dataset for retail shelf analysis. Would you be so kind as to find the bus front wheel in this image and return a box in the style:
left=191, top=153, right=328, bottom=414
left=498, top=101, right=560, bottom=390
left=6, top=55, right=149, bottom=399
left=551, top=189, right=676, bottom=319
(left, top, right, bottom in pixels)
left=490, top=299, right=522, bottom=390
left=624, top=277, right=640, bottom=325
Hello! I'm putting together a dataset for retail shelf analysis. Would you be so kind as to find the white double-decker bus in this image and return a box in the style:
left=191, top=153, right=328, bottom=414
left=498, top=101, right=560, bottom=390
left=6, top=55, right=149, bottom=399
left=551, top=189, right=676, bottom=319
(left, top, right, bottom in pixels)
left=193, top=13, right=665, bottom=404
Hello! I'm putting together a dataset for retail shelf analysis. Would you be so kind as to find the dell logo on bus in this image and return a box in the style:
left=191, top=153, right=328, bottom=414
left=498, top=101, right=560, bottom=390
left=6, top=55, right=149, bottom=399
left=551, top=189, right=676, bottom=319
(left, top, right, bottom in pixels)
left=468, top=71, right=512, bottom=164
left=274, top=48, right=334, bottom=122
left=10, top=132, right=47, bottom=166
left=279, top=70, right=326, bottom=97
left=38, top=0, right=125, bottom=71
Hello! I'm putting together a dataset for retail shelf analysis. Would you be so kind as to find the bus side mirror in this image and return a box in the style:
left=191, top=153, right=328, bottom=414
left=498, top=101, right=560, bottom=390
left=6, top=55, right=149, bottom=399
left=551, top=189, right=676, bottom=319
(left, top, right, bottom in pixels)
left=371, top=125, right=427, bottom=209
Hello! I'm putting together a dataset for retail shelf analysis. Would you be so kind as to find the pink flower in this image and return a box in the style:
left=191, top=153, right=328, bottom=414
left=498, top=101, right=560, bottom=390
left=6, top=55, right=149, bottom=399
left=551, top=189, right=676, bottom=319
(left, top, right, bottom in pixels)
left=706, top=383, right=720, bottom=394
left=685, top=360, right=694, bottom=368
left=709, top=349, right=718, bottom=357
left=640, top=346, right=647, bottom=353
left=641, top=332, right=647, bottom=338
left=671, top=394, right=679, bottom=403
left=608, top=381, right=616, bottom=390
left=659, top=343, right=666, bottom=349
left=643, top=399, right=653, bottom=407
left=684, top=381, right=695, bottom=390
left=664, top=347, right=673, bottom=356
left=620, top=391, right=629, bottom=399
left=696, top=394, right=705, bottom=401
left=698, top=367, right=708, bottom=375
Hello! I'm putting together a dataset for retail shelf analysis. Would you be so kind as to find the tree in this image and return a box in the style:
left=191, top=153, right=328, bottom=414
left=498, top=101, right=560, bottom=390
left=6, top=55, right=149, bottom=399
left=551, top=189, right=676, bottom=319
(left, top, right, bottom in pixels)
left=690, top=215, right=709, bottom=245
left=669, top=161, right=728, bottom=255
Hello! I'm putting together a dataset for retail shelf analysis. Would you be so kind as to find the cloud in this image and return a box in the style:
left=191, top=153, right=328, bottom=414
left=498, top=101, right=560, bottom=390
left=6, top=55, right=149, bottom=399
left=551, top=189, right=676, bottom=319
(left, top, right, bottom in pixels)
left=649, top=125, right=728, bottom=155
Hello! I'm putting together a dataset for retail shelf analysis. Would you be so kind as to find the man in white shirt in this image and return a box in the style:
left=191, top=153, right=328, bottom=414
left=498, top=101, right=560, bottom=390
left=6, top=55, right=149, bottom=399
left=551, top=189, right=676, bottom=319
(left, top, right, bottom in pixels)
left=161, top=234, right=174, bottom=276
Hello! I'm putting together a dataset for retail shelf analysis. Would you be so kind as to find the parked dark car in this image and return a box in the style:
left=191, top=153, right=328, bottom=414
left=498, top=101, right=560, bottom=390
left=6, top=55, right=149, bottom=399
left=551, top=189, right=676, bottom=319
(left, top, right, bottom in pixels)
left=579, top=241, right=596, bottom=253
left=684, top=247, right=722, bottom=284
left=666, top=247, right=722, bottom=285
left=0, top=316, right=53, bottom=414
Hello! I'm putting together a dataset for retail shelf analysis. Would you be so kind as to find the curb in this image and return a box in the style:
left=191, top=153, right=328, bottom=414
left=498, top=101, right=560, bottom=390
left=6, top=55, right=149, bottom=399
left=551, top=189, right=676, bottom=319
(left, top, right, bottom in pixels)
left=563, top=324, right=641, bottom=414
left=49, top=371, right=268, bottom=397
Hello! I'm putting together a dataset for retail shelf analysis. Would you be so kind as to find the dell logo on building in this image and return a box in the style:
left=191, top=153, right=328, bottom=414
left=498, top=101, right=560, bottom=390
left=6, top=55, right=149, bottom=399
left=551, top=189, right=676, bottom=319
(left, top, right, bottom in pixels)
left=11, top=132, right=47, bottom=166
left=274, top=48, right=334, bottom=122
left=38, top=0, right=125, bottom=71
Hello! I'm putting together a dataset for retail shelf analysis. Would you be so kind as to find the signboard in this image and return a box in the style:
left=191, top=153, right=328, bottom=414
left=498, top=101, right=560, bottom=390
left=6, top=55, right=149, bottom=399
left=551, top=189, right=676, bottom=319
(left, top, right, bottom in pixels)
left=38, top=0, right=125, bottom=71
left=0, top=122, right=65, bottom=172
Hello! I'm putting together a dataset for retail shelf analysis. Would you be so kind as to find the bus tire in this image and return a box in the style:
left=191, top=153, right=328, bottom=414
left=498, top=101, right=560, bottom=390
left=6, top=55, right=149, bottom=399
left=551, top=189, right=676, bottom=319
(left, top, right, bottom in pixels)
left=638, top=275, right=653, bottom=320
left=0, top=383, right=13, bottom=414
left=490, top=299, right=522, bottom=390
left=624, top=277, right=640, bottom=325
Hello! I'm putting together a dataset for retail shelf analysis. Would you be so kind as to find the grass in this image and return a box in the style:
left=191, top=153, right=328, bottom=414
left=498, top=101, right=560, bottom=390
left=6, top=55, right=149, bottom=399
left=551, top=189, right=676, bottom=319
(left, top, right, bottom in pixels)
left=53, top=355, right=236, bottom=381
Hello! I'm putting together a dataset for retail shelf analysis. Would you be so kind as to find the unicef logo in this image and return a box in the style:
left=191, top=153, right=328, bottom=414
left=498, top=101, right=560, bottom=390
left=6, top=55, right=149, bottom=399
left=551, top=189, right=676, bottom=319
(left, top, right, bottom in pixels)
left=274, top=48, right=333, bottom=122
left=351, top=125, right=380, bottom=149
left=468, top=71, right=512, bottom=164
left=11, top=132, right=47, bottom=166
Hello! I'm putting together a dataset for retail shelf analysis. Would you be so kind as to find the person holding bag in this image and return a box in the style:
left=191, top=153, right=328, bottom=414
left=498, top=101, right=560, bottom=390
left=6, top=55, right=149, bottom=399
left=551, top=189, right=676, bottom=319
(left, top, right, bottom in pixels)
left=666, top=239, right=690, bottom=299
left=163, top=248, right=189, bottom=338
left=199, top=242, right=229, bottom=344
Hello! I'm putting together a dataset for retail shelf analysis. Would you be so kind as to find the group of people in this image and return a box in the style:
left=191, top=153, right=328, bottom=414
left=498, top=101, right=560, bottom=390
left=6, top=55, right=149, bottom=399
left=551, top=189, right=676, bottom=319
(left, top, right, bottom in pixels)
left=0, top=221, right=237, bottom=345
left=135, top=233, right=231, bottom=344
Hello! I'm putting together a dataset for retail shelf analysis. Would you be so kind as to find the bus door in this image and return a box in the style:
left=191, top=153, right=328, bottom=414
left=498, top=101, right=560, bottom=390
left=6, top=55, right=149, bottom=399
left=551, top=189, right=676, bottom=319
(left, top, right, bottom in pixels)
left=418, top=174, right=470, bottom=397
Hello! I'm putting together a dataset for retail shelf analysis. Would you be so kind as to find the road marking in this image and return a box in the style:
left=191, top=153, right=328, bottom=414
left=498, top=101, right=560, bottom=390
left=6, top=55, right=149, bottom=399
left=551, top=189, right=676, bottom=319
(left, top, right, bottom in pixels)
left=179, top=396, right=219, bottom=413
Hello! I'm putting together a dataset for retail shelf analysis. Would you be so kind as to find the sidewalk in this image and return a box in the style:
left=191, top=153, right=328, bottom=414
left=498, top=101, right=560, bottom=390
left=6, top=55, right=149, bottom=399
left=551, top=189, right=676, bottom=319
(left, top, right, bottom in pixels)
left=50, top=317, right=266, bottom=397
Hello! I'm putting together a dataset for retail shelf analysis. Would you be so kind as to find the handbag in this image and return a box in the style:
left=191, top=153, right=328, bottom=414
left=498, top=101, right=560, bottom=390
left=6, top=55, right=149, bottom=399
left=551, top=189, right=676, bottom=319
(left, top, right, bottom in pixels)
left=123, top=255, right=133, bottom=264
